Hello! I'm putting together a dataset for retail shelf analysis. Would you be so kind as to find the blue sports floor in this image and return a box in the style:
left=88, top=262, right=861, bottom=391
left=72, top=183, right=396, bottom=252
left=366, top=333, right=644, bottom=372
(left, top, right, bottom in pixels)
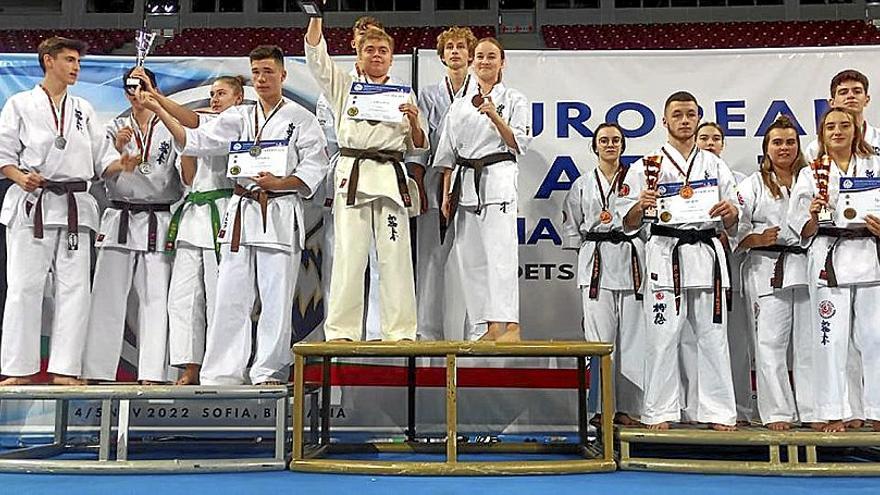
left=2, top=470, right=879, bottom=495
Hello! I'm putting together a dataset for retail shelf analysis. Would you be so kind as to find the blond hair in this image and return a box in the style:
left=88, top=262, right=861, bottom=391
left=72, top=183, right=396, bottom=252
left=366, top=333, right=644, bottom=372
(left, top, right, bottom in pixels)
left=436, top=26, right=478, bottom=62
left=816, top=106, right=875, bottom=159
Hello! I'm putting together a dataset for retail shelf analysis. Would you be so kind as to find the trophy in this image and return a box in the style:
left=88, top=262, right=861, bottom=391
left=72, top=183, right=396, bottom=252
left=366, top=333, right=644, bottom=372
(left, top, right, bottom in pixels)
left=126, top=29, right=157, bottom=95
left=642, top=155, right=663, bottom=224
left=814, top=155, right=834, bottom=225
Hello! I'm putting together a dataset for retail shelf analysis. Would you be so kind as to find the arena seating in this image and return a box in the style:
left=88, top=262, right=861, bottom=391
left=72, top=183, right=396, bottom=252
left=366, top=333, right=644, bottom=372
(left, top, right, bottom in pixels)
left=542, top=20, right=880, bottom=50
left=154, top=25, right=497, bottom=56
left=0, top=29, right=130, bottom=54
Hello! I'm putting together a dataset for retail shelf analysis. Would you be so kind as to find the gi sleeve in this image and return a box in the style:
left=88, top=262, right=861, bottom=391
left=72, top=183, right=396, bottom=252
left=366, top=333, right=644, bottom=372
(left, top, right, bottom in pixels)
left=180, top=107, right=244, bottom=158
left=561, top=175, right=586, bottom=250
left=315, top=94, right=339, bottom=158
left=431, top=112, right=456, bottom=171
left=304, top=36, right=352, bottom=120
left=0, top=96, right=23, bottom=168
left=94, top=116, right=124, bottom=178
left=506, top=89, right=533, bottom=156
left=405, top=89, right=428, bottom=167
left=403, top=91, right=429, bottom=154
left=289, top=112, right=330, bottom=199
left=788, top=165, right=817, bottom=245
left=716, top=157, right=741, bottom=231
left=732, top=173, right=760, bottom=251
left=617, top=158, right=645, bottom=235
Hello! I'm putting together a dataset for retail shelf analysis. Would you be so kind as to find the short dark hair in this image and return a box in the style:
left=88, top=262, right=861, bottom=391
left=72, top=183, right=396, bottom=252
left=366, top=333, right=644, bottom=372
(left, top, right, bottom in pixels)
left=664, top=91, right=698, bottom=112
left=591, top=122, right=626, bottom=155
left=830, top=69, right=869, bottom=97
left=249, top=45, right=284, bottom=68
left=123, top=66, right=157, bottom=90
left=37, top=36, right=88, bottom=73
left=697, top=121, right=724, bottom=143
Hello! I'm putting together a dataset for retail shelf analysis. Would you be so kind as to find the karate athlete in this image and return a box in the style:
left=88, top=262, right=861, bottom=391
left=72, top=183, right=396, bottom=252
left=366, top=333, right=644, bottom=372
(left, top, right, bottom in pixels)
left=81, top=67, right=184, bottom=384
left=306, top=17, right=428, bottom=342
left=142, top=45, right=329, bottom=385
left=414, top=26, right=478, bottom=341
left=806, top=70, right=880, bottom=160
left=562, top=123, right=645, bottom=424
left=736, top=116, right=810, bottom=430
left=133, top=72, right=244, bottom=384
left=315, top=16, right=386, bottom=341
left=620, top=91, right=740, bottom=431
left=0, top=37, right=132, bottom=386
left=692, top=121, right=755, bottom=425
left=789, top=106, right=880, bottom=432
left=436, top=37, right=532, bottom=342
left=803, top=70, right=878, bottom=428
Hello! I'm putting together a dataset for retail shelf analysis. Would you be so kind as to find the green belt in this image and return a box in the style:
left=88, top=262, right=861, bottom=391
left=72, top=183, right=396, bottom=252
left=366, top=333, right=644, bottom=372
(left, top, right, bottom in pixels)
left=164, top=188, right=234, bottom=262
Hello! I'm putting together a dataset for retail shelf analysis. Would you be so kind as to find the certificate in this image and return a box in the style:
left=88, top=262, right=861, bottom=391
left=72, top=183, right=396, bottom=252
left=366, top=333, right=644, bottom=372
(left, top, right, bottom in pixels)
left=344, top=82, right=411, bottom=123
left=227, top=139, right=288, bottom=178
left=656, top=178, right=719, bottom=225
left=838, top=177, right=880, bottom=224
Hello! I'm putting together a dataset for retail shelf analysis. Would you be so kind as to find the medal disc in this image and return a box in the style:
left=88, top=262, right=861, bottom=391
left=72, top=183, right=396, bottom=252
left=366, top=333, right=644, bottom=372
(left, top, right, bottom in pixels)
left=471, top=94, right=484, bottom=108
left=680, top=185, right=694, bottom=199
left=54, top=136, right=67, bottom=150
left=138, top=161, right=152, bottom=175
left=249, top=145, right=262, bottom=158
left=844, top=208, right=857, bottom=220
left=599, top=210, right=612, bottom=224
left=660, top=211, right=672, bottom=223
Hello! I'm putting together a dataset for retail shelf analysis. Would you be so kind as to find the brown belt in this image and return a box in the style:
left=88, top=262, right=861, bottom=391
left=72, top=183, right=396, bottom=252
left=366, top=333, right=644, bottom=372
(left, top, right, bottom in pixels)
left=652, top=225, right=731, bottom=324
left=230, top=184, right=295, bottom=252
left=448, top=152, right=516, bottom=222
left=338, top=148, right=409, bottom=208
left=751, top=244, right=808, bottom=289
left=33, top=180, right=87, bottom=251
left=110, top=201, right=173, bottom=252
left=816, top=227, right=878, bottom=287
left=582, top=230, right=643, bottom=301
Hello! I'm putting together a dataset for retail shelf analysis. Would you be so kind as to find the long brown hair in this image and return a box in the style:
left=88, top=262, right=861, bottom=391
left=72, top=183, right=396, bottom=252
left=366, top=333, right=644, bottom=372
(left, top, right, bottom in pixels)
left=760, top=115, right=807, bottom=199
left=474, top=37, right=505, bottom=83
left=816, top=106, right=875, bottom=159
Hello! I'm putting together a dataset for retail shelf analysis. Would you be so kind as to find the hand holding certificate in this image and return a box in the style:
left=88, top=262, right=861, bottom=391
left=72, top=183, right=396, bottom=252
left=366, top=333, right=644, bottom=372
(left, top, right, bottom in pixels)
left=228, top=140, right=288, bottom=178
left=838, top=177, right=880, bottom=225
left=344, top=82, right=411, bottom=123
left=656, top=179, right=719, bottom=225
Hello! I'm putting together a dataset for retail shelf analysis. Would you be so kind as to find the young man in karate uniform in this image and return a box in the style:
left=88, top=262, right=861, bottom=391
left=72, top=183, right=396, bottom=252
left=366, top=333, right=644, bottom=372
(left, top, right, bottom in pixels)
left=0, top=37, right=133, bottom=385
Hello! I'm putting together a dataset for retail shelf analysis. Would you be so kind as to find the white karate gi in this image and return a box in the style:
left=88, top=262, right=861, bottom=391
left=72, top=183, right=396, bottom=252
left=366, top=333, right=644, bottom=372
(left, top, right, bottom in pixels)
left=167, top=112, right=235, bottom=368
left=788, top=154, right=880, bottom=422
left=737, top=171, right=810, bottom=425
left=306, top=36, right=427, bottom=341
left=432, top=82, right=531, bottom=335
left=618, top=144, right=739, bottom=426
left=82, top=115, right=184, bottom=382
left=177, top=99, right=329, bottom=385
left=0, top=86, right=117, bottom=378
left=562, top=168, right=646, bottom=419
left=413, top=74, right=476, bottom=341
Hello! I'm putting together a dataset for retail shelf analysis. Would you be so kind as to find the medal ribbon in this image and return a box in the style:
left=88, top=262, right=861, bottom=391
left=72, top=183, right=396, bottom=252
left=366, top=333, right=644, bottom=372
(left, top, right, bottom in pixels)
left=131, top=114, right=160, bottom=163
left=40, top=85, right=67, bottom=140
left=252, top=99, right=286, bottom=146
left=661, top=145, right=698, bottom=186
left=594, top=167, right=620, bottom=216
left=445, top=74, right=471, bottom=102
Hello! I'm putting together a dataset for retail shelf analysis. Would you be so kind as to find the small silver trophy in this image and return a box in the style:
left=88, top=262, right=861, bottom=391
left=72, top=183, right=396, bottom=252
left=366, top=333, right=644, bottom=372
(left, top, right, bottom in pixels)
left=126, top=29, right=157, bottom=95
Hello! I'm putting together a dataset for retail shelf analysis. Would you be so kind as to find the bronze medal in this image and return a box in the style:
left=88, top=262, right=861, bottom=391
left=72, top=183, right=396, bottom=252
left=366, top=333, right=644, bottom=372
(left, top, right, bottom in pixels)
left=471, top=93, right=484, bottom=108
left=680, top=184, right=694, bottom=199
left=599, top=210, right=612, bottom=224
left=844, top=207, right=857, bottom=220
left=660, top=211, right=672, bottom=223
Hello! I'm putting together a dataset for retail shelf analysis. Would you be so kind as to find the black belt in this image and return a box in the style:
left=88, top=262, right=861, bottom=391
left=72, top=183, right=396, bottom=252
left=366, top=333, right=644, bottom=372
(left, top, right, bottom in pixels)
left=33, top=180, right=87, bottom=250
left=448, top=152, right=516, bottom=222
left=338, top=148, right=409, bottom=208
left=231, top=184, right=296, bottom=253
left=752, top=244, right=808, bottom=289
left=651, top=225, right=731, bottom=324
left=110, top=201, right=173, bottom=252
left=582, top=230, right=643, bottom=301
left=816, top=227, right=878, bottom=287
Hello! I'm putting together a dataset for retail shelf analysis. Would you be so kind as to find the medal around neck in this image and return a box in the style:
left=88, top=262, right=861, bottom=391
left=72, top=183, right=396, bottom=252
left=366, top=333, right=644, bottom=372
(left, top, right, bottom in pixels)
left=249, top=145, right=262, bottom=158
left=54, top=135, right=67, bottom=150
left=138, top=161, right=152, bottom=175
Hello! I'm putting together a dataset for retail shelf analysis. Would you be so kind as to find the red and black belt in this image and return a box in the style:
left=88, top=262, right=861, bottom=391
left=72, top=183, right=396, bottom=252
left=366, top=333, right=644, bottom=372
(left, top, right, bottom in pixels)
left=230, top=184, right=295, bottom=253
left=582, top=230, right=643, bottom=301
left=33, top=180, right=87, bottom=250
left=651, top=225, right=731, bottom=324
left=338, top=148, right=409, bottom=208
left=110, top=200, right=172, bottom=252
left=816, top=227, right=878, bottom=288
left=751, top=244, right=808, bottom=289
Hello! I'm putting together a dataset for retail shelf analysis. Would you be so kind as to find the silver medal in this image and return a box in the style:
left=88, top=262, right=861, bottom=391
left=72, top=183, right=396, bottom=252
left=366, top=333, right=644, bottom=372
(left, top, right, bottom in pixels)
left=249, top=145, right=262, bottom=158
left=54, top=136, right=67, bottom=150
left=138, top=161, right=152, bottom=175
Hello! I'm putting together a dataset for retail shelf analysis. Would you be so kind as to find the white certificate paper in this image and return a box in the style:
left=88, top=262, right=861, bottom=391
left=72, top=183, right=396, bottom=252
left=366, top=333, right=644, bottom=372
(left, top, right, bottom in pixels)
left=227, top=139, right=288, bottom=178
left=839, top=177, right=880, bottom=225
left=657, top=178, right=719, bottom=225
left=344, top=82, right=411, bottom=123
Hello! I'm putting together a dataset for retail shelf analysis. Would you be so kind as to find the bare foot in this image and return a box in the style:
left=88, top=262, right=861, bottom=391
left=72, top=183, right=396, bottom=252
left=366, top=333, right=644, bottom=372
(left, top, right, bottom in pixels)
left=845, top=419, right=864, bottom=429
left=51, top=375, right=85, bottom=386
left=766, top=421, right=791, bottom=431
left=478, top=328, right=501, bottom=341
left=710, top=423, right=737, bottom=431
left=646, top=422, right=670, bottom=430
left=175, top=365, right=200, bottom=385
left=0, top=376, right=36, bottom=386
left=615, top=413, right=641, bottom=427
left=496, top=328, right=521, bottom=342
left=824, top=420, right=846, bottom=433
